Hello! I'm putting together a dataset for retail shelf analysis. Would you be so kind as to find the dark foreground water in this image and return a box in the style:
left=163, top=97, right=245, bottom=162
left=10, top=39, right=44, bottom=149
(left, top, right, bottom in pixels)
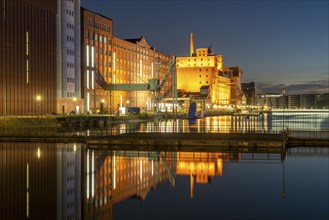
left=0, top=142, right=328, bottom=220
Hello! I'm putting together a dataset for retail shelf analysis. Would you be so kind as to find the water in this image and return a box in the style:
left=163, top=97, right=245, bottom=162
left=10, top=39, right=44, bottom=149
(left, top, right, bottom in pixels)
left=0, top=142, right=328, bottom=220
left=0, top=113, right=328, bottom=219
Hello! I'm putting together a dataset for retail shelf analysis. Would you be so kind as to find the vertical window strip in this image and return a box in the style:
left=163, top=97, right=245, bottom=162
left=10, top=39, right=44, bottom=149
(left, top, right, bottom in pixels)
left=151, top=62, right=154, bottom=78
left=91, top=71, right=94, bottom=89
left=26, top=60, right=29, bottom=83
left=86, top=70, right=89, bottom=89
left=26, top=32, right=29, bottom=83
left=4, top=0, right=6, bottom=21
left=86, top=45, right=89, bottom=67
left=113, top=52, right=116, bottom=71
left=91, top=46, right=94, bottom=68
left=87, top=92, right=90, bottom=111
left=91, top=150, right=95, bottom=198
left=86, top=150, right=90, bottom=199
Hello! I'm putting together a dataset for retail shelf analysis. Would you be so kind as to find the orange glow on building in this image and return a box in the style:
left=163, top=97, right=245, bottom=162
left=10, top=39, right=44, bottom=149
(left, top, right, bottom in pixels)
left=176, top=33, right=243, bottom=106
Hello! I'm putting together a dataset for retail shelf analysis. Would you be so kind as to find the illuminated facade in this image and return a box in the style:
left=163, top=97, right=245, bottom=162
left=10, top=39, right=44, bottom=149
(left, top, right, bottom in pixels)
left=112, top=37, right=172, bottom=113
left=81, top=7, right=113, bottom=114
left=176, top=33, right=243, bottom=106
left=81, top=8, right=171, bottom=114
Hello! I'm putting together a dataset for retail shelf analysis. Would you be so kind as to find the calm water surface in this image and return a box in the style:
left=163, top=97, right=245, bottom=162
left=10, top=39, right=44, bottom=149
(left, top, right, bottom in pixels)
left=0, top=142, right=328, bottom=220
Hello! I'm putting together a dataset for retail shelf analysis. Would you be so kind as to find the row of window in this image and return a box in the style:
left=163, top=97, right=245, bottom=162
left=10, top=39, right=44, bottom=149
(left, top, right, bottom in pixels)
left=67, top=92, right=75, bottom=98
left=67, top=49, right=75, bottom=56
left=66, top=9, right=74, bottom=17
left=66, top=22, right=74, bottom=30
left=67, top=35, right=75, bottom=43
left=87, top=18, right=111, bottom=33
left=67, top=77, right=75, bottom=83
left=177, top=63, right=212, bottom=67
left=67, top=62, right=75, bottom=68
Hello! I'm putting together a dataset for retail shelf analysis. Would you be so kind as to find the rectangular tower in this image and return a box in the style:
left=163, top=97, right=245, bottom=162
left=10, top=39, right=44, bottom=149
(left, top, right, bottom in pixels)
left=56, top=0, right=82, bottom=114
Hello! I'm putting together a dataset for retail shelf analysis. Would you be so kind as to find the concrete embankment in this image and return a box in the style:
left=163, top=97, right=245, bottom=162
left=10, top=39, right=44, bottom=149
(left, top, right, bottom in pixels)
left=0, top=131, right=328, bottom=148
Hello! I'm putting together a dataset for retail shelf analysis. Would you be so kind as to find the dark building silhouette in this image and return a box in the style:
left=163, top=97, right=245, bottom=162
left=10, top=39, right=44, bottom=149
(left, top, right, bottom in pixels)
left=242, top=82, right=255, bottom=105
left=0, top=0, right=57, bottom=116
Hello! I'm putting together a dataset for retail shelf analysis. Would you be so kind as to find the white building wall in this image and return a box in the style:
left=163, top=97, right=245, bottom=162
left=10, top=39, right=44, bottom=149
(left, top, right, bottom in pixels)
left=57, top=0, right=81, bottom=99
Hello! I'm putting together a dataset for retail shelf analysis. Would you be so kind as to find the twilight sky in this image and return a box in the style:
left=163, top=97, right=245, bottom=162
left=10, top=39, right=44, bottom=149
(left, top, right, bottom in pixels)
left=81, top=0, right=328, bottom=95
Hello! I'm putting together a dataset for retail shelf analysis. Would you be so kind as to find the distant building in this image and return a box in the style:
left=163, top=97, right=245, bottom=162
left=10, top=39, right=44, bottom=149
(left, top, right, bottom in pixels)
left=315, top=93, right=329, bottom=109
left=256, top=94, right=281, bottom=108
left=242, top=82, right=255, bottom=105
left=225, top=67, right=243, bottom=106
left=287, top=95, right=300, bottom=109
left=176, top=33, right=243, bottom=106
left=257, top=92, right=329, bottom=109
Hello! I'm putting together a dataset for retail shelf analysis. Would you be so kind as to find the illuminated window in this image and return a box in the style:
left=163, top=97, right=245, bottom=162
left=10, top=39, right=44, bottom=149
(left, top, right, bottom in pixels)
left=86, top=70, right=89, bottom=89
left=86, top=45, right=89, bottom=66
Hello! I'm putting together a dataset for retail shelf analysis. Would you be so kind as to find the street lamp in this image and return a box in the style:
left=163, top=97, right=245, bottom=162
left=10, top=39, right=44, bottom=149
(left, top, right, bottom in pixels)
left=126, top=100, right=130, bottom=107
left=73, top=97, right=77, bottom=113
left=36, top=95, right=41, bottom=116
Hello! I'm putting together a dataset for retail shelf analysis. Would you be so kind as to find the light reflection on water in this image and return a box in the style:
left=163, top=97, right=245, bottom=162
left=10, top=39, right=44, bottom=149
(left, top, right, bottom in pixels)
left=111, top=112, right=329, bottom=135
left=0, top=142, right=328, bottom=220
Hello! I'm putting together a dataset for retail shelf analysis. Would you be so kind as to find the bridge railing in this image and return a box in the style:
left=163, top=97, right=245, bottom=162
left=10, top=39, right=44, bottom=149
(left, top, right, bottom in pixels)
left=287, top=129, right=329, bottom=139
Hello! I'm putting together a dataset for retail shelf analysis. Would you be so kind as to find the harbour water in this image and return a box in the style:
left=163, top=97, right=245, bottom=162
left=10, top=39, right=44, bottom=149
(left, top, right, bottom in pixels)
left=0, top=143, right=328, bottom=219
left=0, top=112, right=328, bottom=219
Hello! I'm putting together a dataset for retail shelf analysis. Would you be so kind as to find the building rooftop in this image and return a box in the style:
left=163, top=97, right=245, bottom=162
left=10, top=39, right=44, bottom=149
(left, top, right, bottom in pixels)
left=81, top=7, right=113, bottom=21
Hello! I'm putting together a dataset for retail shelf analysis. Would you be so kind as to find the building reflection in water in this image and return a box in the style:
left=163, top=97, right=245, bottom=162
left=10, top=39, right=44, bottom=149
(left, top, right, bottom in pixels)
left=0, top=141, right=285, bottom=220
left=0, top=142, right=82, bottom=220
left=176, top=152, right=224, bottom=198
left=84, top=149, right=176, bottom=220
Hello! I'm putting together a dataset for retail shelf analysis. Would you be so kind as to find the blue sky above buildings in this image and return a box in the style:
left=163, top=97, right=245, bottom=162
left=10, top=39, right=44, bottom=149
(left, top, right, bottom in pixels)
left=81, top=0, right=328, bottom=95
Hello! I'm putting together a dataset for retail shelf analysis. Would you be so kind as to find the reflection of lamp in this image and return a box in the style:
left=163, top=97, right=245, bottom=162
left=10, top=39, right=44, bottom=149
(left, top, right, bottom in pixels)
left=36, top=95, right=41, bottom=116
left=101, top=99, right=105, bottom=113
left=37, top=147, right=41, bottom=159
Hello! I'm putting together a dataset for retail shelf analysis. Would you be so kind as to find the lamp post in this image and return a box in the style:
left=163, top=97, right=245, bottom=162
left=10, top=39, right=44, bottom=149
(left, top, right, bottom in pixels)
left=126, top=100, right=130, bottom=107
left=73, top=97, right=77, bottom=113
left=36, top=95, right=41, bottom=116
